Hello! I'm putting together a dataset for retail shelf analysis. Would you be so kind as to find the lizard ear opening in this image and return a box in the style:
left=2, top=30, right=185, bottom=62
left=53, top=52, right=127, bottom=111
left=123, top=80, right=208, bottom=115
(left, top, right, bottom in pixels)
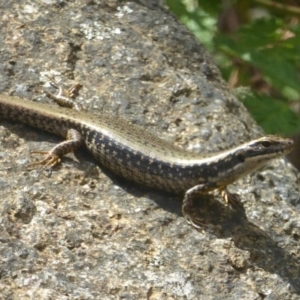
left=237, top=153, right=245, bottom=162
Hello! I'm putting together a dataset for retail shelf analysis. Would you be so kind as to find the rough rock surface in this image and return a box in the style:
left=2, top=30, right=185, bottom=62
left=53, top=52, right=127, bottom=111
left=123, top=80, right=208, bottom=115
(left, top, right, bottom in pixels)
left=0, top=0, right=299, bottom=299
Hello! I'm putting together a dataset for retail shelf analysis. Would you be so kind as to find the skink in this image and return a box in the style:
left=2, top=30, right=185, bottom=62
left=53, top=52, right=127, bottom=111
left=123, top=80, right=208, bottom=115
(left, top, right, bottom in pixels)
left=0, top=89, right=294, bottom=229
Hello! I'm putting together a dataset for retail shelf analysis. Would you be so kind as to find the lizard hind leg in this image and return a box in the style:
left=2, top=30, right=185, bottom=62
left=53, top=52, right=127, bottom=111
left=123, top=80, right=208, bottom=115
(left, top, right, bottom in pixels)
left=27, top=129, right=83, bottom=169
left=28, top=151, right=61, bottom=169
left=44, top=76, right=83, bottom=111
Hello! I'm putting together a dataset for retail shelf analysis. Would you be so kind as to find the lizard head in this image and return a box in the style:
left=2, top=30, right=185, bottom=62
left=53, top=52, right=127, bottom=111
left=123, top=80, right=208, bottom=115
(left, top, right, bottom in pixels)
left=235, top=135, right=294, bottom=163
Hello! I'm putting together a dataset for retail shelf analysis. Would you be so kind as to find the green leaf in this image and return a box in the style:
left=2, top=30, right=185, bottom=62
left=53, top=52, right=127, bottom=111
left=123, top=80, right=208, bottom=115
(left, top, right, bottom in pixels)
left=241, top=94, right=299, bottom=135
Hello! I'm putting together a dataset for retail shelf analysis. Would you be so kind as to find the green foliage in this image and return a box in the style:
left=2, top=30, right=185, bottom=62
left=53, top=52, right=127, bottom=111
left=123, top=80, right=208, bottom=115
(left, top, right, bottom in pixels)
left=166, top=0, right=300, bottom=136
left=239, top=92, right=299, bottom=135
left=215, top=18, right=300, bottom=92
left=166, top=0, right=219, bottom=50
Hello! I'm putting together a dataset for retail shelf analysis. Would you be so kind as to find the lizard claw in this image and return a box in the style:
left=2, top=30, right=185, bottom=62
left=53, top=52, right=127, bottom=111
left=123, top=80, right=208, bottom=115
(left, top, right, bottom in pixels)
left=27, top=151, right=61, bottom=169
left=219, top=188, right=244, bottom=210
left=184, top=212, right=207, bottom=231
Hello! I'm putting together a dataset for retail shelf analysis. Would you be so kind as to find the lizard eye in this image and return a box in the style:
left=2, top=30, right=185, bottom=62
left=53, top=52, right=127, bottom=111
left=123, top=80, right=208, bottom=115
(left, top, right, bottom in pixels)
left=261, top=141, right=271, bottom=148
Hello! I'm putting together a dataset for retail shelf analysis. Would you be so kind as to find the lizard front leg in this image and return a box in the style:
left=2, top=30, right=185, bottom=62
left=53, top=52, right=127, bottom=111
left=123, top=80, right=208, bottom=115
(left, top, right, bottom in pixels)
left=182, top=183, right=244, bottom=230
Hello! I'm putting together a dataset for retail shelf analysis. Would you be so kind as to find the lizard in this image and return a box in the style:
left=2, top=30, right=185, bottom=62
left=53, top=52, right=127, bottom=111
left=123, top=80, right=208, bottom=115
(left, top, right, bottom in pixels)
left=0, top=83, right=294, bottom=229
